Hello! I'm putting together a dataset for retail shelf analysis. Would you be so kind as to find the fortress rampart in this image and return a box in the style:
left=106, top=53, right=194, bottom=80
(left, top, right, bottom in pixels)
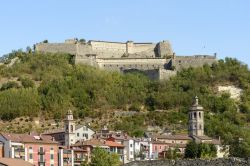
left=35, top=39, right=217, bottom=80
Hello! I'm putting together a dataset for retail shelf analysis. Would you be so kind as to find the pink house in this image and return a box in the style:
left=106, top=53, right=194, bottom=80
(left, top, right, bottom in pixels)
left=0, top=133, right=58, bottom=166
left=152, top=141, right=169, bottom=155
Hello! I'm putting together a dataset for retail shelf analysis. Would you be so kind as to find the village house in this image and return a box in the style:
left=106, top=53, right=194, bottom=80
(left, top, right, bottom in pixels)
left=43, top=110, right=95, bottom=146
left=0, top=133, right=58, bottom=166
left=72, top=139, right=125, bottom=163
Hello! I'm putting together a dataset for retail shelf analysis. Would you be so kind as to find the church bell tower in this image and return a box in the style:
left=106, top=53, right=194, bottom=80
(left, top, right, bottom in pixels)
left=64, top=110, right=76, bottom=146
left=188, top=96, right=204, bottom=137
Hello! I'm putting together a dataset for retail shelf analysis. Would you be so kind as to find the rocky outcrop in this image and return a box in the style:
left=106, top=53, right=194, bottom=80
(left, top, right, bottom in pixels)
left=124, top=158, right=250, bottom=166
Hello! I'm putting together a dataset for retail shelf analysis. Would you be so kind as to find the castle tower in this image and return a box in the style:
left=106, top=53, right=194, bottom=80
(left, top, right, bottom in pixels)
left=64, top=110, right=76, bottom=146
left=188, top=96, right=204, bottom=137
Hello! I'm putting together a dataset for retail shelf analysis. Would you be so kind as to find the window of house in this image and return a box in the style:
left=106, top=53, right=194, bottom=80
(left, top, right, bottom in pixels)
left=130, top=144, right=133, bottom=148
left=199, top=112, right=201, bottom=118
left=50, top=154, right=54, bottom=160
left=77, top=133, right=79, bottom=137
left=130, top=151, right=133, bottom=155
left=29, top=153, right=33, bottom=159
left=199, top=125, right=202, bottom=129
left=39, top=147, right=44, bottom=152
left=39, top=154, right=44, bottom=162
left=70, top=125, right=74, bottom=132
left=51, top=164, right=54, bottom=166
left=50, top=147, right=54, bottom=151
left=29, top=147, right=32, bottom=150
left=194, top=112, right=197, bottom=119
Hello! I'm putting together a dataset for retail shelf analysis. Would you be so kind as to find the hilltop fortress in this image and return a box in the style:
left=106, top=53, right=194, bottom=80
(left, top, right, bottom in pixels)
left=35, top=39, right=217, bottom=79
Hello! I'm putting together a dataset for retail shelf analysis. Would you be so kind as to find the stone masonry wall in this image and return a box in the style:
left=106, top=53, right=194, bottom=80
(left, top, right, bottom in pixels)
left=124, top=158, right=250, bottom=166
left=174, top=55, right=216, bottom=71
left=36, top=43, right=76, bottom=55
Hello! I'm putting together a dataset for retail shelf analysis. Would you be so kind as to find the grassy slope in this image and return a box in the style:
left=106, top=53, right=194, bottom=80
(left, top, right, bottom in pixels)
left=0, top=51, right=249, bottom=155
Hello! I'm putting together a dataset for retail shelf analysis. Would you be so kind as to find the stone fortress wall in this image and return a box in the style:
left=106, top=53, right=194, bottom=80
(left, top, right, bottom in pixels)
left=35, top=39, right=217, bottom=80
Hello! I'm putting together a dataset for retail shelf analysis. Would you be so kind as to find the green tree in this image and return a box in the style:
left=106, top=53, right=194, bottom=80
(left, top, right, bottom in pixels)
left=89, top=147, right=120, bottom=166
left=0, top=81, right=19, bottom=91
left=20, top=77, right=35, bottom=88
left=184, top=141, right=198, bottom=158
left=229, top=138, right=250, bottom=158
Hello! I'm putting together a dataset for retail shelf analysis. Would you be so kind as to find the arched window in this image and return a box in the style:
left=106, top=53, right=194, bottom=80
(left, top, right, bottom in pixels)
left=199, top=112, right=201, bottom=118
left=194, top=112, right=197, bottom=119
left=66, top=125, right=68, bottom=132
left=70, top=125, right=74, bottom=132
left=199, top=125, right=202, bottom=129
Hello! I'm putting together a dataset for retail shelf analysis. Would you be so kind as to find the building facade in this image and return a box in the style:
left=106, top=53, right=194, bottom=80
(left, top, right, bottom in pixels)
left=0, top=133, right=58, bottom=166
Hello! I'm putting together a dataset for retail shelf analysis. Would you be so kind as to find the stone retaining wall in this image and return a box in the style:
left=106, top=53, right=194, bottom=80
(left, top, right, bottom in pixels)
left=124, top=158, right=250, bottom=166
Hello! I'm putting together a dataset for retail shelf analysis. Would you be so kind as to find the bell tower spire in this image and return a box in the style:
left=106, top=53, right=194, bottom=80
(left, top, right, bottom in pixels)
left=188, top=96, right=204, bottom=137
left=64, top=110, right=76, bottom=146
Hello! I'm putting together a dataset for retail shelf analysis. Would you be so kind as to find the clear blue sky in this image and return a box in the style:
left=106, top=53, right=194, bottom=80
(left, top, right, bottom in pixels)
left=0, top=0, right=250, bottom=65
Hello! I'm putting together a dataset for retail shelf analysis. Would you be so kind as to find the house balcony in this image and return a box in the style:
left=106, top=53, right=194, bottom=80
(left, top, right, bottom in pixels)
left=74, top=158, right=85, bottom=162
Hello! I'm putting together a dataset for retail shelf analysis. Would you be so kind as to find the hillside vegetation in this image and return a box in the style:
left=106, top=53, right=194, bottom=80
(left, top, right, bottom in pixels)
left=0, top=51, right=250, bottom=157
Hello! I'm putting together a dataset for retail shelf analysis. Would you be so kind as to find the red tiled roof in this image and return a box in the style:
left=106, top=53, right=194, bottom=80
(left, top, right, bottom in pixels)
left=73, top=139, right=105, bottom=147
left=0, top=158, right=34, bottom=166
left=105, top=140, right=124, bottom=147
left=0, top=133, right=58, bottom=144
left=73, top=139, right=124, bottom=148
